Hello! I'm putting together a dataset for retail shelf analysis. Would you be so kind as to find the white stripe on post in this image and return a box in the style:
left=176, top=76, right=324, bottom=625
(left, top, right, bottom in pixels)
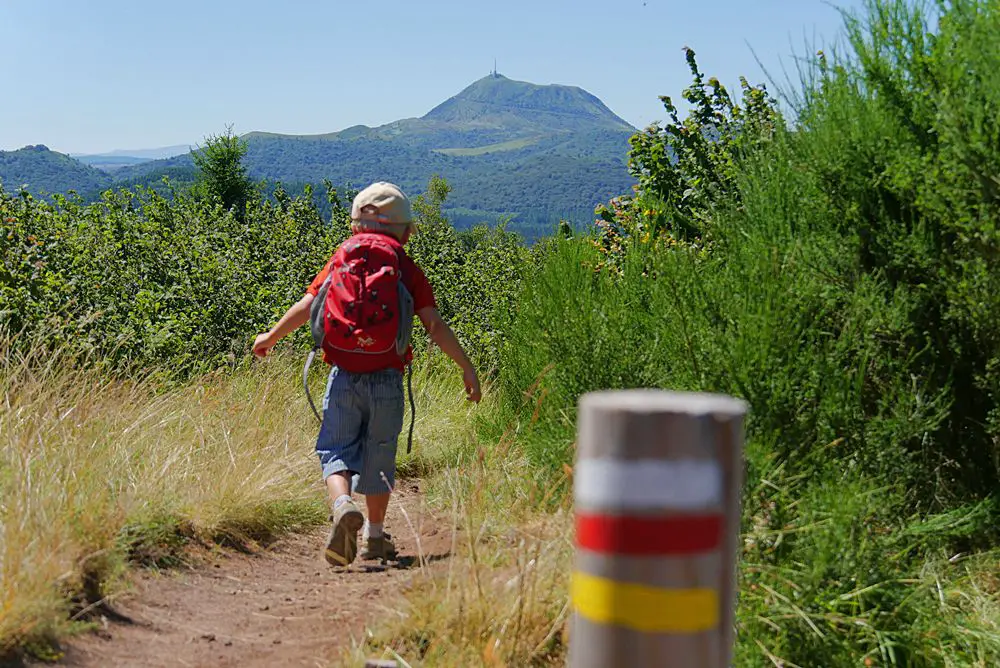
left=574, top=458, right=722, bottom=511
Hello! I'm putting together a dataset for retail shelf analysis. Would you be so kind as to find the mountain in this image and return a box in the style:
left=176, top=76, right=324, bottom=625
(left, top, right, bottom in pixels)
left=120, top=74, right=637, bottom=234
left=422, top=74, right=633, bottom=132
left=0, top=145, right=112, bottom=195
left=74, top=144, right=194, bottom=160
left=74, top=144, right=194, bottom=173
left=6, top=75, right=638, bottom=236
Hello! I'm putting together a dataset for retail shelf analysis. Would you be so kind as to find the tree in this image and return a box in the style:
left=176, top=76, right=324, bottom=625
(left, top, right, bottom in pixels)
left=406, top=176, right=464, bottom=323
left=192, top=126, right=254, bottom=219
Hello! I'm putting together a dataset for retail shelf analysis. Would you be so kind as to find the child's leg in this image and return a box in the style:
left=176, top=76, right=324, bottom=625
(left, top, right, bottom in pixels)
left=316, top=367, right=366, bottom=565
left=356, top=370, right=404, bottom=557
left=365, top=493, right=391, bottom=525
left=354, top=370, right=404, bottom=497
left=325, top=472, right=353, bottom=505
left=316, top=367, right=365, bottom=496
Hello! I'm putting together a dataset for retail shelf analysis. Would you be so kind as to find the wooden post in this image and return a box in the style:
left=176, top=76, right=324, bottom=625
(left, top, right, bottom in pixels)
left=568, top=390, right=746, bottom=668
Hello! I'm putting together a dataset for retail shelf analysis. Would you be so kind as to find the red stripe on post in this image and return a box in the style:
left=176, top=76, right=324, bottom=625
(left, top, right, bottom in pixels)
left=576, top=513, right=722, bottom=556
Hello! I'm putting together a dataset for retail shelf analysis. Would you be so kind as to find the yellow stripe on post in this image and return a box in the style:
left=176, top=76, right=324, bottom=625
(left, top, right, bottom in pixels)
left=572, top=572, right=719, bottom=633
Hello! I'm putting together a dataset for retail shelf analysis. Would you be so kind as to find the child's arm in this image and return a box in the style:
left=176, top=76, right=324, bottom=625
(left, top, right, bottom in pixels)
left=252, top=293, right=315, bottom=358
left=417, top=306, right=482, bottom=403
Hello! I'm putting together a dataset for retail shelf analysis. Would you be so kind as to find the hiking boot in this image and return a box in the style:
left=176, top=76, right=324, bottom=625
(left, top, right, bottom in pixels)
left=362, top=532, right=397, bottom=561
left=324, top=499, right=364, bottom=567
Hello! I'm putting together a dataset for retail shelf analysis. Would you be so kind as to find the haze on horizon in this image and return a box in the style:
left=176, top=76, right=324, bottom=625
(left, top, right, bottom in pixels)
left=1, top=0, right=865, bottom=155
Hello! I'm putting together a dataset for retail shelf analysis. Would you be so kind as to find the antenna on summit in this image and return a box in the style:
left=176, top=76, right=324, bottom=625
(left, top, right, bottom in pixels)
left=492, top=59, right=499, bottom=78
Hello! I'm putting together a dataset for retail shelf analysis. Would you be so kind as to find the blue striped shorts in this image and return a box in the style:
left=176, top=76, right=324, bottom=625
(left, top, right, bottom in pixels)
left=315, top=366, right=404, bottom=495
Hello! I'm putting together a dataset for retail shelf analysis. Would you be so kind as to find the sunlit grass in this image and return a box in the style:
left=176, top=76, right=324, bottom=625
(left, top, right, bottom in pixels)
left=344, top=371, right=575, bottom=667
left=0, top=341, right=328, bottom=656
left=0, top=337, right=495, bottom=660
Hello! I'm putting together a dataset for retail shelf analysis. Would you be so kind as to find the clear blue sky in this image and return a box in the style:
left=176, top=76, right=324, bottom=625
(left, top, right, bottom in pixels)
left=1, top=0, right=866, bottom=155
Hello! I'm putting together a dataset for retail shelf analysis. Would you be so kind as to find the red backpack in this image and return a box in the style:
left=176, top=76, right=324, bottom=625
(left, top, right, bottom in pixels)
left=310, top=232, right=413, bottom=364
left=303, top=233, right=416, bottom=447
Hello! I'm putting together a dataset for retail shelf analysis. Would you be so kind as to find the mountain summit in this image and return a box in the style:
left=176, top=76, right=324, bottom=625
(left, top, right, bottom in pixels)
left=245, top=73, right=634, bottom=149
left=422, top=73, right=634, bottom=132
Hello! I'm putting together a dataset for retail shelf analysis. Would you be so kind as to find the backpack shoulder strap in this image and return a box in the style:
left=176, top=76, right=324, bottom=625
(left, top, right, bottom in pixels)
left=390, top=242, right=417, bottom=455
left=303, top=349, right=323, bottom=423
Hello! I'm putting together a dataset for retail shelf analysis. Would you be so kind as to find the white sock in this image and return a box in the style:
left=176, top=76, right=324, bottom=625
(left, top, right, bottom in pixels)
left=367, top=522, right=384, bottom=539
left=333, top=494, right=352, bottom=509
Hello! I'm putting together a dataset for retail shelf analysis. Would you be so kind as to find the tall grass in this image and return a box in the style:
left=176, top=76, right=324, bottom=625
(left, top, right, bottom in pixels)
left=7, top=0, right=1000, bottom=664
left=477, top=0, right=1000, bottom=664
left=0, top=339, right=329, bottom=656
left=351, top=377, right=1000, bottom=667
left=345, top=381, right=575, bottom=667
left=0, top=333, right=487, bottom=660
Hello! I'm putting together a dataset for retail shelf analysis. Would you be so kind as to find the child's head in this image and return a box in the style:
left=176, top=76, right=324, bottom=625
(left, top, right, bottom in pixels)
left=350, top=182, right=415, bottom=243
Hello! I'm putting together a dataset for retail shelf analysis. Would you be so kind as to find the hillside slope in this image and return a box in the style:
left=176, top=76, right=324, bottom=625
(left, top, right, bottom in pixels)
left=0, top=145, right=112, bottom=195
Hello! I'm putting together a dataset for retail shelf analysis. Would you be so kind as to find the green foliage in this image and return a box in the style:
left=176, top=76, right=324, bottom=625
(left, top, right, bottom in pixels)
left=406, top=175, right=529, bottom=371
left=495, top=1, right=1000, bottom=663
left=596, top=47, right=781, bottom=245
left=1, top=174, right=521, bottom=377
left=1, top=182, right=338, bottom=374
left=6, top=3, right=1000, bottom=663
left=795, top=0, right=1000, bottom=503
left=108, top=163, right=199, bottom=198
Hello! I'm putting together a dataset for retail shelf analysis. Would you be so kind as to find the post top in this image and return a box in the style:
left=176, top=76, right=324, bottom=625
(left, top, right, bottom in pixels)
left=579, top=389, right=747, bottom=417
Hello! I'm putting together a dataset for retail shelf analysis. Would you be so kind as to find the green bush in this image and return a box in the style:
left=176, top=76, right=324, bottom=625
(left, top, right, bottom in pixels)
left=504, top=0, right=1000, bottom=515
left=5, top=1, right=1000, bottom=663
left=496, top=0, right=1000, bottom=663
left=404, top=175, right=529, bottom=372
left=1, top=183, right=338, bottom=374
left=1, top=173, right=525, bottom=377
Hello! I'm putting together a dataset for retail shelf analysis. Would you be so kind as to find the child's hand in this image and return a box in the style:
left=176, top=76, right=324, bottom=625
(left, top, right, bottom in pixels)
left=463, top=366, right=482, bottom=403
left=252, top=332, right=275, bottom=358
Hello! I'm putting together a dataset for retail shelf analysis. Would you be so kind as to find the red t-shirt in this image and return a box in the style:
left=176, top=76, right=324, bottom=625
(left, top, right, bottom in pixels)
left=306, top=235, right=436, bottom=372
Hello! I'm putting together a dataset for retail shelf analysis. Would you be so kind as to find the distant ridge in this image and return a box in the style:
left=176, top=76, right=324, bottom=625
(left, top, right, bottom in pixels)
left=71, top=145, right=194, bottom=173
left=0, top=145, right=111, bottom=193
left=73, top=144, right=193, bottom=160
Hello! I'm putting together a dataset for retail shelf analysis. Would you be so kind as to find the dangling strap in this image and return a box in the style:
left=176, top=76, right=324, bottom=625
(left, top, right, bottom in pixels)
left=406, top=362, right=416, bottom=454
left=304, top=348, right=323, bottom=423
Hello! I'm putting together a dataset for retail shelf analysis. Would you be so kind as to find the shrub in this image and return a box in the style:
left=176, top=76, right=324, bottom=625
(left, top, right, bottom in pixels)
left=495, top=1, right=1000, bottom=663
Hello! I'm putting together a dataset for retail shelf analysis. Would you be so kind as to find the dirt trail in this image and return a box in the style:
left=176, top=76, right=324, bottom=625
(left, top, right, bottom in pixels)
left=48, top=483, right=448, bottom=668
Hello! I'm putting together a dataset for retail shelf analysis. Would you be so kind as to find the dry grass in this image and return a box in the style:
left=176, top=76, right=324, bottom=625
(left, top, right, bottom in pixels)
left=6, top=336, right=999, bottom=666
left=915, top=552, right=1000, bottom=667
left=379, top=475, right=573, bottom=667
left=345, top=382, right=576, bottom=668
left=348, top=383, right=1000, bottom=668
left=0, top=344, right=327, bottom=657
left=393, top=355, right=484, bottom=481
left=0, top=340, right=497, bottom=661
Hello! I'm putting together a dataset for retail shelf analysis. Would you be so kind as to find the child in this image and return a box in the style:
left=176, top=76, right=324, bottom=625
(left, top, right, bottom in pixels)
left=252, top=181, right=481, bottom=566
